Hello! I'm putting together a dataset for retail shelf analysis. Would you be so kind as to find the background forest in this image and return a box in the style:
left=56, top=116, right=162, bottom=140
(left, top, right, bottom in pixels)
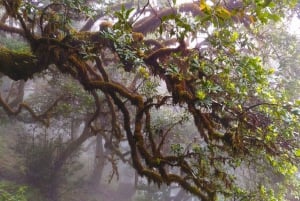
left=0, top=0, right=300, bottom=201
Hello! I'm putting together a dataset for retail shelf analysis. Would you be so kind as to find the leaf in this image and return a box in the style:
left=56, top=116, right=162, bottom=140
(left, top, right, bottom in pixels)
left=216, top=6, right=232, bottom=20
left=291, top=108, right=300, bottom=116
left=199, top=0, right=207, bottom=11
left=196, top=90, right=206, bottom=100
left=230, top=31, right=239, bottom=42
left=199, top=0, right=211, bottom=13
left=295, top=149, right=300, bottom=157
left=262, top=0, right=273, bottom=8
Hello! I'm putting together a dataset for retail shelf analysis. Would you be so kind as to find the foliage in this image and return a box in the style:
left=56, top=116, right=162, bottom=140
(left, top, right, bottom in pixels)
left=0, top=185, right=27, bottom=201
left=0, top=181, right=45, bottom=201
left=0, top=0, right=299, bottom=201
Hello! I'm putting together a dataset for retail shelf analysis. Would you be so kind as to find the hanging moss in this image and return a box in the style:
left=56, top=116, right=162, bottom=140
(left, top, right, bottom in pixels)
left=0, top=46, right=41, bottom=80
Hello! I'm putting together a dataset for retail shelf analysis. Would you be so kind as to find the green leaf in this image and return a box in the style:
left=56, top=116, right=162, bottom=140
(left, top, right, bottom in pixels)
left=291, top=108, right=300, bottom=116
left=215, top=6, right=232, bottom=20
left=295, top=149, right=300, bottom=157
left=196, top=90, right=206, bottom=100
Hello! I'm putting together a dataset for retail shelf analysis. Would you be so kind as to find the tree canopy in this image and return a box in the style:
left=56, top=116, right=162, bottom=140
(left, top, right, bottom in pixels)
left=0, top=0, right=299, bottom=200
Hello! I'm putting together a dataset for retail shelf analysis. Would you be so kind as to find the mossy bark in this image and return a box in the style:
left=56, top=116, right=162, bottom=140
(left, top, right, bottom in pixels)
left=0, top=47, right=41, bottom=81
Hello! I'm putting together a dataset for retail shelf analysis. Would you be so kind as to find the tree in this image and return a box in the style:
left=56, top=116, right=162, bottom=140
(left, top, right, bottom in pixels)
left=0, top=0, right=299, bottom=200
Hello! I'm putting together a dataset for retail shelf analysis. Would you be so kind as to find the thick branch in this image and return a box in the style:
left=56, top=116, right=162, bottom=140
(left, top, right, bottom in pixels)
left=0, top=47, right=42, bottom=80
left=0, top=93, right=52, bottom=126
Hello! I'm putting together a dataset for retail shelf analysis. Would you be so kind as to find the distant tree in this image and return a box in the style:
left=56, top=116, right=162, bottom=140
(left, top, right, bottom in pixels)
left=0, top=1, right=300, bottom=201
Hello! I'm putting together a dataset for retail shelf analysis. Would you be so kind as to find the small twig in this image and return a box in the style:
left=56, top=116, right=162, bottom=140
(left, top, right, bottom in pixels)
left=132, top=0, right=150, bottom=24
left=243, top=102, right=277, bottom=112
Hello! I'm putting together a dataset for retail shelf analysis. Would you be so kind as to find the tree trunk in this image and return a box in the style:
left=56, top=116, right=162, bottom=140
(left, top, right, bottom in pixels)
left=90, top=134, right=105, bottom=187
left=47, top=122, right=94, bottom=201
left=7, top=80, right=25, bottom=107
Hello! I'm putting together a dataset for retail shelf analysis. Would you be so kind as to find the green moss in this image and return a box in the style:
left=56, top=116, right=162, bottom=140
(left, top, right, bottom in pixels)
left=0, top=180, right=45, bottom=201
left=0, top=35, right=30, bottom=52
left=0, top=46, right=39, bottom=80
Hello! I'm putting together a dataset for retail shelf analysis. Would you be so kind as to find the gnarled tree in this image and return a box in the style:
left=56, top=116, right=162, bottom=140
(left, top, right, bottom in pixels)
left=0, top=0, right=299, bottom=200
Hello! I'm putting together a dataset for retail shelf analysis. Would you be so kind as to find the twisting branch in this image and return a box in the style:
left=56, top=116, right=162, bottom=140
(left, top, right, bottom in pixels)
left=157, top=117, right=186, bottom=152
left=95, top=56, right=109, bottom=81
left=105, top=93, right=123, bottom=140
left=243, top=102, right=278, bottom=112
left=0, top=93, right=63, bottom=126
left=145, top=109, right=157, bottom=155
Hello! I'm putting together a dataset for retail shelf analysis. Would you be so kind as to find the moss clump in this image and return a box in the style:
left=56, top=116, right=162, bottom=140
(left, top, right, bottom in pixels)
left=0, top=47, right=39, bottom=80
